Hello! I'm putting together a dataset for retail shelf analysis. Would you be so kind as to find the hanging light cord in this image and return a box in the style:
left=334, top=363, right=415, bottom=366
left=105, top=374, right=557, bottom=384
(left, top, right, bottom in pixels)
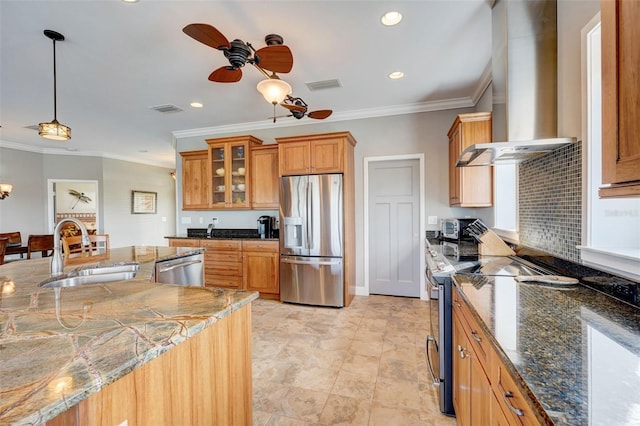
left=52, top=37, right=58, bottom=121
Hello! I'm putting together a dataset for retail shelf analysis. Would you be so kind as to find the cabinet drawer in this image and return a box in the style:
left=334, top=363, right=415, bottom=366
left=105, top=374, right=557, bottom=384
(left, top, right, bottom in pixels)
left=453, top=288, right=490, bottom=372
left=205, top=251, right=242, bottom=263
left=242, top=240, right=278, bottom=252
left=205, top=262, right=243, bottom=276
left=495, top=363, right=540, bottom=426
left=199, top=239, right=242, bottom=251
left=168, top=238, right=200, bottom=247
left=205, top=275, right=243, bottom=289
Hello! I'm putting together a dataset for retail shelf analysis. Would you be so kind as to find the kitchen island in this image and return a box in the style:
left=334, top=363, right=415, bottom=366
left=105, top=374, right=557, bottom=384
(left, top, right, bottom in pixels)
left=453, top=273, right=640, bottom=425
left=0, top=246, right=258, bottom=425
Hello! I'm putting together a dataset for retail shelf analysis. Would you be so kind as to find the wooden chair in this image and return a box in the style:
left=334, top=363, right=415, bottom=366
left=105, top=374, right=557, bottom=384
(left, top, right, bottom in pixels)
left=62, top=234, right=110, bottom=265
left=0, top=232, right=25, bottom=258
left=0, top=237, right=8, bottom=265
left=26, top=234, right=54, bottom=259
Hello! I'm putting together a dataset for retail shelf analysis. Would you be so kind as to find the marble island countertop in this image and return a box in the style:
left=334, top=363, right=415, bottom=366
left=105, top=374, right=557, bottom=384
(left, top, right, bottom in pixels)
left=453, top=273, right=640, bottom=425
left=0, top=246, right=258, bottom=425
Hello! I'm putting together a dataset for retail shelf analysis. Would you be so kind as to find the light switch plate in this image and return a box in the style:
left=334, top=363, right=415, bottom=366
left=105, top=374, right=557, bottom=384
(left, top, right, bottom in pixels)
left=428, top=216, right=438, bottom=225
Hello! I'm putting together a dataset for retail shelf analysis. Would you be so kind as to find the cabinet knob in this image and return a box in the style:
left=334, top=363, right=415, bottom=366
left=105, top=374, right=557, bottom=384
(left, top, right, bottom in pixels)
left=471, top=330, right=482, bottom=343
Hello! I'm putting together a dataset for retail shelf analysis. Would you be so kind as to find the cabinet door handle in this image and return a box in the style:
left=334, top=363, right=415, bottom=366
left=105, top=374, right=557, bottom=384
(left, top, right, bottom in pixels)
left=502, top=391, right=525, bottom=416
left=471, top=330, right=482, bottom=343
left=454, top=301, right=461, bottom=308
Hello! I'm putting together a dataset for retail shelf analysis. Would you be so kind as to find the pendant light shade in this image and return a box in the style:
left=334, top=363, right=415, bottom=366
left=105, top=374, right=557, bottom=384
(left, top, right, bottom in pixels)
left=39, top=29, right=71, bottom=141
left=256, top=77, right=292, bottom=105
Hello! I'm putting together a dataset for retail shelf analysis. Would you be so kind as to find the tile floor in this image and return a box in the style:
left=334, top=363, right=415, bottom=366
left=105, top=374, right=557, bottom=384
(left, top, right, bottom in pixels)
left=251, top=295, right=458, bottom=425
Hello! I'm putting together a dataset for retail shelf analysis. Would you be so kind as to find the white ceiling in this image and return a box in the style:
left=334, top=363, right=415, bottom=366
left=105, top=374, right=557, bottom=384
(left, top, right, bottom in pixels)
left=0, top=0, right=491, bottom=169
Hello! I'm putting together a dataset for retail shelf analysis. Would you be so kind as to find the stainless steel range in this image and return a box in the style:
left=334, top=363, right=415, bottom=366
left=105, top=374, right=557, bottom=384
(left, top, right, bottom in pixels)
left=425, top=239, right=553, bottom=417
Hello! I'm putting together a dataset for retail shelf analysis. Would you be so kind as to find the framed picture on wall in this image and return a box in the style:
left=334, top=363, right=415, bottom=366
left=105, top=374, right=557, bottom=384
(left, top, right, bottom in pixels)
left=131, top=190, right=157, bottom=214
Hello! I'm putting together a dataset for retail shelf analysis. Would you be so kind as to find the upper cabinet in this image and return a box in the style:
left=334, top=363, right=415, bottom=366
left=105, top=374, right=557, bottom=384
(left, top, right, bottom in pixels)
left=448, top=112, right=493, bottom=207
left=277, top=133, right=352, bottom=176
left=180, top=150, right=209, bottom=210
left=601, top=0, right=640, bottom=198
left=206, top=135, right=263, bottom=209
left=250, top=145, right=279, bottom=209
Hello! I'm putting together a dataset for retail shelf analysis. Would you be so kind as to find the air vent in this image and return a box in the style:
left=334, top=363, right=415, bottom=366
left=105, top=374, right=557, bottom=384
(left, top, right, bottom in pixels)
left=149, top=104, right=184, bottom=114
left=305, top=79, right=342, bottom=91
left=25, top=124, right=40, bottom=131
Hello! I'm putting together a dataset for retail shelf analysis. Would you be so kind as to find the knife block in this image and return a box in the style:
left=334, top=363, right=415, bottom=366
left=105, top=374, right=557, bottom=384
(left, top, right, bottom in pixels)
left=477, top=229, right=515, bottom=256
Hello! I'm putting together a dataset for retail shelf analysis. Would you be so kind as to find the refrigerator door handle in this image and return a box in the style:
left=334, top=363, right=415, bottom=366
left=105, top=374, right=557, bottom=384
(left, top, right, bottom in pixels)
left=281, top=258, right=342, bottom=266
left=307, top=179, right=314, bottom=249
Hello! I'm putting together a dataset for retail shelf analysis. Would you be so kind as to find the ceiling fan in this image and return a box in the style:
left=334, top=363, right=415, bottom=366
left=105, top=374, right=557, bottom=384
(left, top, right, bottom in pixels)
left=182, top=23, right=293, bottom=83
left=272, top=96, right=333, bottom=123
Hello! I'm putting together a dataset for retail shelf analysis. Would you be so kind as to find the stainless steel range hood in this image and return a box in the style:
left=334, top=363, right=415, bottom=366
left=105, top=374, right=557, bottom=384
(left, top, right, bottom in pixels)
left=457, top=0, right=576, bottom=167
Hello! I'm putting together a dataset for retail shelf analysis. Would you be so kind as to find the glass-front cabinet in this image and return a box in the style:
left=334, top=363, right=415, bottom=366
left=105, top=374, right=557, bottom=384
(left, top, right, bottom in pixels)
left=206, top=136, right=263, bottom=209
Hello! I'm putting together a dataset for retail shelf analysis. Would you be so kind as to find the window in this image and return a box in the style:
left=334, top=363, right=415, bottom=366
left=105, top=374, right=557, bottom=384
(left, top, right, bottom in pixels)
left=579, top=14, right=640, bottom=280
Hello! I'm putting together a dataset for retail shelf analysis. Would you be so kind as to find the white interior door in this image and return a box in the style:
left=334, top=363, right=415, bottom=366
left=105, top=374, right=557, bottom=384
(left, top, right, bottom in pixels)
left=368, top=159, right=421, bottom=297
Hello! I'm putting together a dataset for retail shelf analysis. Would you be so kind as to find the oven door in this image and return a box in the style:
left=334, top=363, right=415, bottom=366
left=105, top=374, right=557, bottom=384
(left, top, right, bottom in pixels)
left=426, top=270, right=441, bottom=388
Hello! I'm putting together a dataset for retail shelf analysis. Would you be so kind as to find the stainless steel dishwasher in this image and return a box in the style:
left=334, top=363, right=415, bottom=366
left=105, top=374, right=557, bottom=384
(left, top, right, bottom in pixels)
left=153, top=253, right=204, bottom=286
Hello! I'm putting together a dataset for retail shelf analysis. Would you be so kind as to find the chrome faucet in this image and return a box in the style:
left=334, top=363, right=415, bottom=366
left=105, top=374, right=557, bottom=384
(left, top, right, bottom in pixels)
left=51, top=218, right=90, bottom=276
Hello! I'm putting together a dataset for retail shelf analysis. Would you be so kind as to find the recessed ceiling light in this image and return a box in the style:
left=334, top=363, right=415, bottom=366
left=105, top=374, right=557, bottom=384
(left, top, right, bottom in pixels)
left=388, top=71, right=405, bottom=79
left=190, top=102, right=203, bottom=108
left=121, top=0, right=139, bottom=3
left=381, top=11, right=402, bottom=26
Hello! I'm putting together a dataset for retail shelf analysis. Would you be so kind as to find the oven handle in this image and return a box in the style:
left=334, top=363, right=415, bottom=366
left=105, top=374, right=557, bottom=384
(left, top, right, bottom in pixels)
left=425, top=335, right=440, bottom=387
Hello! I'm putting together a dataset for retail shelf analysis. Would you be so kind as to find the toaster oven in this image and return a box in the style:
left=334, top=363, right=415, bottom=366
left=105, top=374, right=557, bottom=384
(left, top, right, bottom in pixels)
left=440, top=218, right=476, bottom=241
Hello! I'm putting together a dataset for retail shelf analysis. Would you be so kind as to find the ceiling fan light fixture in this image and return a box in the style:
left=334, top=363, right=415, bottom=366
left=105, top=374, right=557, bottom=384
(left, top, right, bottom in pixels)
left=40, top=29, right=71, bottom=141
left=381, top=11, right=402, bottom=26
left=257, top=78, right=292, bottom=105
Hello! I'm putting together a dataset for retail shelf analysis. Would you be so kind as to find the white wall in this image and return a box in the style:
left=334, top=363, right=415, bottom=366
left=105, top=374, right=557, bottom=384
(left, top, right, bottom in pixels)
left=0, top=147, right=176, bottom=248
left=557, top=0, right=600, bottom=140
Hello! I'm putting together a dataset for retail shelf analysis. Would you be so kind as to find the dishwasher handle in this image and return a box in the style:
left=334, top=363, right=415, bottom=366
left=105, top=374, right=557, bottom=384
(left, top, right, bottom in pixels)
left=157, top=259, right=202, bottom=274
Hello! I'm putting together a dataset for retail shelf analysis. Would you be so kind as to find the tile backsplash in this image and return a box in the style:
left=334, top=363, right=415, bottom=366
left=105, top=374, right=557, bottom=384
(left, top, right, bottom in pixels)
left=519, top=141, right=582, bottom=262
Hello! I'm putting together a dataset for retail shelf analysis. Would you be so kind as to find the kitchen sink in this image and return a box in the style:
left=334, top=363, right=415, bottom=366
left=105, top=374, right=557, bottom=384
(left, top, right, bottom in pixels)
left=73, top=262, right=140, bottom=276
left=38, top=262, right=140, bottom=289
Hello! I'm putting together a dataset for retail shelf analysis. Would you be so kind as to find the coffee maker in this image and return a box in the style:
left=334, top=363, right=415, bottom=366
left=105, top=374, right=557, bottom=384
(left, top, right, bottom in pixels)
left=257, top=216, right=274, bottom=239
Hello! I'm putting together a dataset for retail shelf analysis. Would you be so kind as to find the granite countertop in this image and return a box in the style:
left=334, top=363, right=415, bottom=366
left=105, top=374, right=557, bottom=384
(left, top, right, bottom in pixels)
left=0, top=246, right=259, bottom=424
left=453, top=274, right=640, bottom=425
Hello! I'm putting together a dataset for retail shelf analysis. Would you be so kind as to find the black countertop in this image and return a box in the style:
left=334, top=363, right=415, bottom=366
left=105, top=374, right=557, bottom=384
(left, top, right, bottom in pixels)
left=454, top=273, right=640, bottom=425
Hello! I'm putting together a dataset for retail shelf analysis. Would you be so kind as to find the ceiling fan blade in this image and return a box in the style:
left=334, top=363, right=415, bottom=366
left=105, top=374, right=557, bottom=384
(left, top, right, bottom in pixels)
left=280, top=103, right=307, bottom=113
left=183, top=24, right=230, bottom=50
left=308, top=110, right=333, bottom=119
left=208, top=66, right=242, bottom=82
left=255, top=45, right=294, bottom=73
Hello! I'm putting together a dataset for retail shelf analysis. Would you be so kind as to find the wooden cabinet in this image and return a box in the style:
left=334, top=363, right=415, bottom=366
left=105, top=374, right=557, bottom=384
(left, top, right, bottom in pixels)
left=251, top=145, right=279, bottom=209
left=277, top=134, right=346, bottom=176
left=448, top=112, right=493, bottom=207
left=206, top=135, right=263, bottom=209
left=200, top=239, right=243, bottom=289
left=242, top=240, right=279, bottom=299
left=452, top=286, right=542, bottom=426
left=453, top=311, right=491, bottom=426
left=600, top=0, right=640, bottom=198
left=168, top=238, right=279, bottom=297
left=275, top=132, right=357, bottom=307
left=180, top=150, right=209, bottom=210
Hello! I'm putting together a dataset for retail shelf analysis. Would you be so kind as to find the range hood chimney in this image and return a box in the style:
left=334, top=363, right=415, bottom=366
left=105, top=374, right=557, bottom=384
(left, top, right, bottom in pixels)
left=457, top=0, right=576, bottom=167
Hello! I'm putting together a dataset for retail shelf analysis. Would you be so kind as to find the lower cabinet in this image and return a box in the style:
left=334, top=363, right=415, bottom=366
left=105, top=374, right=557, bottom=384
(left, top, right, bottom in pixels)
left=242, top=240, right=279, bottom=299
left=453, top=287, right=541, bottom=426
left=167, top=238, right=279, bottom=298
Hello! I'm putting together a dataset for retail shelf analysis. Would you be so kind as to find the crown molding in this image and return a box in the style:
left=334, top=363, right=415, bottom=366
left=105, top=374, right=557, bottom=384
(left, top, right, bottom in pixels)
left=172, top=96, right=478, bottom=139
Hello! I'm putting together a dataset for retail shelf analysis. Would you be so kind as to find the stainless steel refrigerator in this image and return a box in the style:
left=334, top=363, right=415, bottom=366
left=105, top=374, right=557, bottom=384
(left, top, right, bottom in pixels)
left=280, top=174, right=344, bottom=307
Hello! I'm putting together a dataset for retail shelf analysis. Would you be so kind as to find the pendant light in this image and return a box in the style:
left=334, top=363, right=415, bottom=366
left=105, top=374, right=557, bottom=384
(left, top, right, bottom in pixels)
left=39, top=30, right=71, bottom=141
